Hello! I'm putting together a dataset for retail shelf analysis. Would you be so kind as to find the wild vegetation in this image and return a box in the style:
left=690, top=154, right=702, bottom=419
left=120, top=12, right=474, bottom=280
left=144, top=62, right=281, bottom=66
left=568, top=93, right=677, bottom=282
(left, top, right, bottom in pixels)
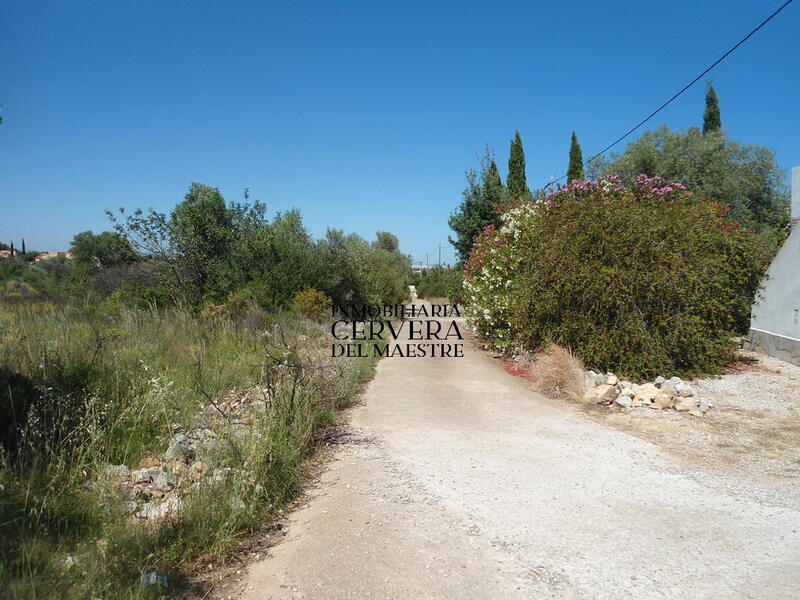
left=0, top=302, right=377, bottom=598
left=0, top=182, right=409, bottom=598
left=2, top=184, right=411, bottom=309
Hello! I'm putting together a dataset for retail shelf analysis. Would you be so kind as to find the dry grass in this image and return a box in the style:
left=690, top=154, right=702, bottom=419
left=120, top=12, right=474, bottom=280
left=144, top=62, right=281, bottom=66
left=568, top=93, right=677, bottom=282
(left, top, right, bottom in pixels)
left=527, top=344, right=586, bottom=401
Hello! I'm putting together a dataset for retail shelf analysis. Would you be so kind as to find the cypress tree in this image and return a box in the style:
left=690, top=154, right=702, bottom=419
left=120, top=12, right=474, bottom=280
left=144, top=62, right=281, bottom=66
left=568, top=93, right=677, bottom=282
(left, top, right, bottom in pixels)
left=484, top=160, right=505, bottom=206
left=507, top=131, right=532, bottom=201
left=567, top=132, right=584, bottom=183
left=21, top=238, right=26, bottom=254
left=703, top=82, right=721, bottom=135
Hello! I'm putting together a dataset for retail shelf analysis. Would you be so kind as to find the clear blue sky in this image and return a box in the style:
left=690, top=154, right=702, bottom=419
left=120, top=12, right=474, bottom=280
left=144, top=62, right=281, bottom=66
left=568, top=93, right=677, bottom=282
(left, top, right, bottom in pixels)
left=2, top=1, right=798, bottom=264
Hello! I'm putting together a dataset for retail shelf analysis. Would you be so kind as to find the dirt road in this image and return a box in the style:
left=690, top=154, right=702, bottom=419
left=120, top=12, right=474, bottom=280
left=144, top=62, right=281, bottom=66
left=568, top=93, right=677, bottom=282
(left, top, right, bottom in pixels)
left=239, top=304, right=800, bottom=599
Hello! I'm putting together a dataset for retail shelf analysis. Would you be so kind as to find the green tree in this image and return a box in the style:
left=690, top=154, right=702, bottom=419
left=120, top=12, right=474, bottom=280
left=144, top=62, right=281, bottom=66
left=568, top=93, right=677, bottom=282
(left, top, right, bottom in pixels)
left=109, top=183, right=262, bottom=303
left=319, top=229, right=409, bottom=306
left=249, top=209, right=323, bottom=307
left=372, top=231, right=399, bottom=252
left=484, top=159, right=505, bottom=208
left=168, top=183, right=240, bottom=302
left=703, top=82, right=721, bottom=135
left=449, top=152, right=507, bottom=263
left=109, top=182, right=414, bottom=309
left=603, top=126, right=789, bottom=251
left=365, top=242, right=411, bottom=305
left=318, top=229, right=372, bottom=306
left=507, top=131, right=532, bottom=201
left=70, top=231, right=137, bottom=270
left=567, top=132, right=584, bottom=183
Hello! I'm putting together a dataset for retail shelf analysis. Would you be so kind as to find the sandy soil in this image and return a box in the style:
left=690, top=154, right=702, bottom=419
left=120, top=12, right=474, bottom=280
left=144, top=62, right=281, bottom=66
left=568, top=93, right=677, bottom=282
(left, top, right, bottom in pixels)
left=224, top=303, right=800, bottom=599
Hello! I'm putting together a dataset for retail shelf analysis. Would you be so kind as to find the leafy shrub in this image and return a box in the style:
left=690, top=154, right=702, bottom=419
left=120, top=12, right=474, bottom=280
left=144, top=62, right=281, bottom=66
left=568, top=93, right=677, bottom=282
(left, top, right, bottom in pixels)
left=293, top=287, right=332, bottom=322
left=0, top=258, right=55, bottom=297
left=466, top=176, right=770, bottom=378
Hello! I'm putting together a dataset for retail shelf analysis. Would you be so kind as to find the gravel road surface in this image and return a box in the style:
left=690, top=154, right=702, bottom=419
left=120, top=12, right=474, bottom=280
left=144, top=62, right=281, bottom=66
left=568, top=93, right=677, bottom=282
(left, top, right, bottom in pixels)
left=239, top=303, right=800, bottom=599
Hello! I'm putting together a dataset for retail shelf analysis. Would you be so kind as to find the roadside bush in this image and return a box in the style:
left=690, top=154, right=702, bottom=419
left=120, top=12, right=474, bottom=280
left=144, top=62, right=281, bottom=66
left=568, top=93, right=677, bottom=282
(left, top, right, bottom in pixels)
left=444, top=270, right=466, bottom=306
left=293, top=287, right=332, bottom=322
left=466, top=176, right=770, bottom=378
left=416, top=267, right=464, bottom=304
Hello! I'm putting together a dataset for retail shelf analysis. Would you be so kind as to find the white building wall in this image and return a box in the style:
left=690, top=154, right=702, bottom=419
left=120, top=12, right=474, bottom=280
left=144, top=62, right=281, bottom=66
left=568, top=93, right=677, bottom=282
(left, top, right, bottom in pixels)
left=749, top=166, right=800, bottom=365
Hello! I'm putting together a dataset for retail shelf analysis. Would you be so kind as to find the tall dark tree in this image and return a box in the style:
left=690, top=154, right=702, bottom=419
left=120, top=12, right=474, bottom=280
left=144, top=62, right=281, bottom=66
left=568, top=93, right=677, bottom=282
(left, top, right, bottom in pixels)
left=449, top=152, right=507, bottom=263
left=703, top=82, right=721, bottom=135
left=507, top=131, right=532, bottom=201
left=484, top=160, right=505, bottom=207
left=567, top=132, right=584, bottom=183
left=21, top=238, right=25, bottom=255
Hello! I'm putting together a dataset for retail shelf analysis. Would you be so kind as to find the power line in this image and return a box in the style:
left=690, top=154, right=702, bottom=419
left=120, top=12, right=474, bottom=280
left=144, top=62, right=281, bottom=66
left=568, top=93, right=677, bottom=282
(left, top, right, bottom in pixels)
left=544, top=0, right=795, bottom=189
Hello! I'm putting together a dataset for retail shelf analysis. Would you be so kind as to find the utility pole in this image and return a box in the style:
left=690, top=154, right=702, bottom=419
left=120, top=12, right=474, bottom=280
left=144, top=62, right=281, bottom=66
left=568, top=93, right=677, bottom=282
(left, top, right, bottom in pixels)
left=426, top=253, right=428, bottom=268
left=438, top=244, right=441, bottom=267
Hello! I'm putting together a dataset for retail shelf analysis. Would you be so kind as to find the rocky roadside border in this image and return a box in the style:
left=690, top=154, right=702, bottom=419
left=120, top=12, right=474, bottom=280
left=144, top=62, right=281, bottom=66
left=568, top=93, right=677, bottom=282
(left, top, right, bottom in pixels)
left=582, top=370, right=711, bottom=416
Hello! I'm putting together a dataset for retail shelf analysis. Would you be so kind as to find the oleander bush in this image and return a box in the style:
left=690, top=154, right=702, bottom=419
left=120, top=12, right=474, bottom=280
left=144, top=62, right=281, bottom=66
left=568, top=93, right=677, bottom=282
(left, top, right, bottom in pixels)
left=465, top=176, right=770, bottom=378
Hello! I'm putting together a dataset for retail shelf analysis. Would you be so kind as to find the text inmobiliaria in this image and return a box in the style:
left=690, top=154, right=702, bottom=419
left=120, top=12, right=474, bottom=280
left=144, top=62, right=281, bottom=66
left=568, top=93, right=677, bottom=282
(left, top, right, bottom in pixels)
left=330, top=304, right=464, bottom=358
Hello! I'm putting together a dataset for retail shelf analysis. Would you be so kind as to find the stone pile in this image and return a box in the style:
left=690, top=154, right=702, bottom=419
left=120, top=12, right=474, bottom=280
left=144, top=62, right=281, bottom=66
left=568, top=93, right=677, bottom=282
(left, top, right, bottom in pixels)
left=582, top=371, right=710, bottom=417
left=204, top=388, right=267, bottom=423
left=101, top=424, right=239, bottom=522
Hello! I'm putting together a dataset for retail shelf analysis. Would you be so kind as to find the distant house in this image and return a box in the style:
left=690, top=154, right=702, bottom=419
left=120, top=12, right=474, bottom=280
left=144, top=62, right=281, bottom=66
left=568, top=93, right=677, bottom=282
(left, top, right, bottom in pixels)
left=0, top=250, right=12, bottom=259
left=411, top=264, right=437, bottom=276
left=34, top=251, right=75, bottom=262
left=749, top=166, right=800, bottom=365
